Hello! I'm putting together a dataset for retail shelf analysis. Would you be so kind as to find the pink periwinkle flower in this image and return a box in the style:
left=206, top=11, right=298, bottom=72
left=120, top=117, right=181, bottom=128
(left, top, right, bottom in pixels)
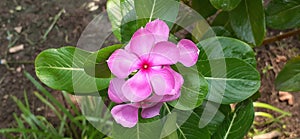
left=107, top=19, right=199, bottom=128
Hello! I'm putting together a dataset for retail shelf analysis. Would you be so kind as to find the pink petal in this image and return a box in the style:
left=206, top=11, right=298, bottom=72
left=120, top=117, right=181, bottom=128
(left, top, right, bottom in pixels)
left=177, top=39, right=199, bottom=67
left=141, top=103, right=163, bottom=118
left=108, top=78, right=128, bottom=103
left=107, top=49, right=139, bottom=78
left=122, top=71, right=152, bottom=102
left=145, top=19, right=170, bottom=43
left=149, top=67, right=175, bottom=96
left=149, top=41, right=180, bottom=66
left=146, top=66, right=183, bottom=102
left=111, top=104, right=139, bottom=128
left=129, top=28, right=155, bottom=57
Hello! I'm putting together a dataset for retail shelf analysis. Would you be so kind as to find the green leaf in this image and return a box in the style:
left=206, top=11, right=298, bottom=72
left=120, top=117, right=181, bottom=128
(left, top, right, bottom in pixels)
left=112, top=120, right=162, bottom=139
left=107, top=0, right=137, bottom=42
left=177, top=111, right=211, bottom=139
left=275, top=56, right=300, bottom=92
left=198, top=37, right=256, bottom=67
left=210, top=0, right=241, bottom=11
left=211, top=26, right=232, bottom=37
left=35, top=46, right=110, bottom=94
left=212, top=99, right=254, bottom=139
left=229, top=0, right=266, bottom=46
left=161, top=103, right=211, bottom=139
left=108, top=0, right=179, bottom=43
left=168, top=64, right=208, bottom=110
left=84, top=44, right=123, bottom=78
left=195, top=101, right=231, bottom=135
left=192, top=0, right=217, bottom=18
left=266, top=0, right=300, bottom=29
left=134, top=0, right=179, bottom=27
left=197, top=58, right=260, bottom=104
left=107, top=0, right=122, bottom=41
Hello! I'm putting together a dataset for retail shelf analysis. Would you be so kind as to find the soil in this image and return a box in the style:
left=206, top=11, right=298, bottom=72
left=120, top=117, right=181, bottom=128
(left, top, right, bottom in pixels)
left=0, top=0, right=300, bottom=139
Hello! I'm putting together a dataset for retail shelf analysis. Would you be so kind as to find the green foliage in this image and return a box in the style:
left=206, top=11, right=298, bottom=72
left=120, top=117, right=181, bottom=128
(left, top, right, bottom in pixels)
left=107, top=0, right=179, bottom=43
left=266, top=0, right=300, bottom=29
left=229, top=0, right=266, bottom=46
left=192, top=0, right=217, bottom=18
left=35, top=46, right=110, bottom=94
left=198, top=37, right=260, bottom=104
left=168, top=64, right=208, bottom=110
left=198, top=37, right=256, bottom=67
left=275, top=56, right=300, bottom=92
left=0, top=72, right=104, bottom=139
left=84, top=44, right=123, bottom=78
left=212, top=99, right=254, bottom=139
left=198, top=58, right=260, bottom=104
left=210, top=0, right=241, bottom=11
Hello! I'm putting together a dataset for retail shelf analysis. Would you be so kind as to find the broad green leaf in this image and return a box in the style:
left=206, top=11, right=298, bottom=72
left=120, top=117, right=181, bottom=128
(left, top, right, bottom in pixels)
left=198, top=37, right=256, bottom=67
left=212, top=99, right=254, bottom=139
left=229, top=0, right=266, bottom=46
left=266, top=0, right=300, bottom=29
left=134, top=0, right=179, bottom=28
left=192, top=0, right=217, bottom=18
left=84, top=44, right=123, bottom=78
left=112, top=119, right=162, bottom=139
left=195, top=101, right=231, bottom=135
left=210, top=0, right=241, bottom=11
left=176, top=111, right=211, bottom=139
left=107, top=0, right=122, bottom=41
left=197, top=58, right=260, bottom=104
left=161, top=103, right=211, bottom=139
left=35, top=46, right=110, bottom=94
left=275, top=56, right=300, bottom=92
left=168, top=64, right=208, bottom=110
left=107, top=0, right=137, bottom=42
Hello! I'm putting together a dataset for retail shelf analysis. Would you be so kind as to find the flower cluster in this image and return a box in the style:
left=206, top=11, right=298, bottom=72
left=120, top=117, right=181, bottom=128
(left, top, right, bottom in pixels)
left=107, top=19, right=199, bottom=127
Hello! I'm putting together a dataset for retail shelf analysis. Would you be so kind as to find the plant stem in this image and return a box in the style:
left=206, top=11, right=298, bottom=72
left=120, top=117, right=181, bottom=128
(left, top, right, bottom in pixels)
left=262, top=28, right=300, bottom=45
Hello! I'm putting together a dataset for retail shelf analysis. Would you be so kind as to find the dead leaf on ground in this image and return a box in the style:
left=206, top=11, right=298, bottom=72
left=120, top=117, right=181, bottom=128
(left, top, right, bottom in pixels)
left=253, top=130, right=282, bottom=139
left=275, top=55, right=287, bottom=63
left=279, top=91, right=294, bottom=105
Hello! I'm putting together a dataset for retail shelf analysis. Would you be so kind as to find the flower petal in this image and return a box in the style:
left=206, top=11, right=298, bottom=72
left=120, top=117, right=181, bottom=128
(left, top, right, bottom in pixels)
left=111, top=104, right=139, bottom=128
left=129, top=28, right=155, bottom=57
left=141, top=103, right=163, bottom=118
left=149, top=67, right=175, bottom=96
left=177, top=39, right=199, bottom=67
left=145, top=19, right=170, bottom=43
left=122, top=71, right=152, bottom=102
left=107, top=49, right=139, bottom=78
left=146, top=66, right=183, bottom=102
left=108, top=78, right=128, bottom=103
left=149, top=41, right=180, bottom=66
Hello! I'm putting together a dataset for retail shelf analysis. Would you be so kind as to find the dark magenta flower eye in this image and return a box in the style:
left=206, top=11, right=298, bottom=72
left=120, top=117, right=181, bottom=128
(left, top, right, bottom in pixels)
left=107, top=19, right=199, bottom=128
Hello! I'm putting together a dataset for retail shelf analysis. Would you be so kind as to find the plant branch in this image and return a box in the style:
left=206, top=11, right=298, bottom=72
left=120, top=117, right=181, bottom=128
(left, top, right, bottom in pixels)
left=262, top=28, right=300, bottom=45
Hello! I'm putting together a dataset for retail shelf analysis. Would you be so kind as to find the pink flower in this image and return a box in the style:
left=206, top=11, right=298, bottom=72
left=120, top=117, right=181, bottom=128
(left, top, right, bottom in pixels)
left=107, top=19, right=199, bottom=128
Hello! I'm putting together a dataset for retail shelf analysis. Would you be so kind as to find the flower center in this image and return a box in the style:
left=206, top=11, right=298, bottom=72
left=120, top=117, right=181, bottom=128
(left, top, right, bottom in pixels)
left=143, top=64, right=149, bottom=69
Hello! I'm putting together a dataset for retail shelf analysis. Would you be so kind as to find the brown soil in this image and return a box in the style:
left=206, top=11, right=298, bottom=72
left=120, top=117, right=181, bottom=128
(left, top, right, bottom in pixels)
left=254, top=34, right=300, bottom=138
left=0, top=0, right=300, bottom=139
left=0, top=0, right=105, bottom=129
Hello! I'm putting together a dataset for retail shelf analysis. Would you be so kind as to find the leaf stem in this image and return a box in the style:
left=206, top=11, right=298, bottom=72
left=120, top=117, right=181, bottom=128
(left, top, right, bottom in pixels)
left=262, top=28, right=300, bottom=45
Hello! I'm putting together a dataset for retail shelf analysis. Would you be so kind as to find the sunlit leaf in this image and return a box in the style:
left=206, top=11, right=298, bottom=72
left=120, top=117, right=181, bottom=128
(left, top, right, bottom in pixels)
left=275, top=56, right=300, bottom=92
left=35, top=46, right=110, bottom=94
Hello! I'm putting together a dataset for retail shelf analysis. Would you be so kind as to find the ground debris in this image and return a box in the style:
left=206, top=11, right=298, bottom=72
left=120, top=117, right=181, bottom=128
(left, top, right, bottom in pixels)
left=9, top=44, right=24, bottom=53
left=279, top=91, right=294, bottom=105
left=253, top=130, right=282, bottom=139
